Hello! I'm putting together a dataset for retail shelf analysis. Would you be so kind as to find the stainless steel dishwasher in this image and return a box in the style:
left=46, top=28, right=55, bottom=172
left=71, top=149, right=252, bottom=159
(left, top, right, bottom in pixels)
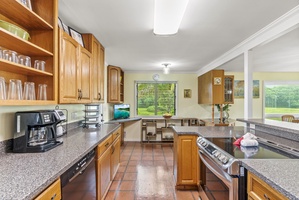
left=60, top=149, right=96, bottom=200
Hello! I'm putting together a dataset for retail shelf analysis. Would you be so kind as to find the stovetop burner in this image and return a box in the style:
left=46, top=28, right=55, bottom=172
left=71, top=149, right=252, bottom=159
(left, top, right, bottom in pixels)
left=206, top=137, right=299, bottom=159
left=197, top=136, right=299, bottom=176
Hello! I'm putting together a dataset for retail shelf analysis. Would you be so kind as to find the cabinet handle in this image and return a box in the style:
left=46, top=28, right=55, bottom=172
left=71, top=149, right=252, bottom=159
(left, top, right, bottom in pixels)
left=105, top=142, right=109, bottom=147
left=78, top=89, right=83, bottom=100
left=111, top=145, right=115, bottom=154
left=263, top=194, right=270, bottom=200
left=51, top=193, right=57, bottom=200
left=98, top=92, right=101, bottom=100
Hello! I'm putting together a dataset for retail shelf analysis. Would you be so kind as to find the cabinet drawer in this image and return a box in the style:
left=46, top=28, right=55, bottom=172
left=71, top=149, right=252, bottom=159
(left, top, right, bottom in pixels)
left=97, top=135, right=112, bottom=157
left=247, top=172, right=287, bottom=200
left=35, top=179, right=61, bottom=200
left=112, top=128, right=121, bottom=141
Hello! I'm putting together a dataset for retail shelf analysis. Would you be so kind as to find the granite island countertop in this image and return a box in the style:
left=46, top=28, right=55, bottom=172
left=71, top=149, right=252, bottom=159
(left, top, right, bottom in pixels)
left=173, top=125, right=299, bottom=200
left=0, top=123, right=120, bottom=200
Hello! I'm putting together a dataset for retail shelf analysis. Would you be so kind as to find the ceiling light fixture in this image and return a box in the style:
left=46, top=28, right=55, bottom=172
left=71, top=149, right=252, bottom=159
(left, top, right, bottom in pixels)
left=163, top=63, right=170, bottom=74
left=154, top=0, right=189, bottom=36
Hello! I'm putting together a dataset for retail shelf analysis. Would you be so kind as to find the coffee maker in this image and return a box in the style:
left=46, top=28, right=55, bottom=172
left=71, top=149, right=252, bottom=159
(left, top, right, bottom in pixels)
left=13, top=110, right=64, bottom=153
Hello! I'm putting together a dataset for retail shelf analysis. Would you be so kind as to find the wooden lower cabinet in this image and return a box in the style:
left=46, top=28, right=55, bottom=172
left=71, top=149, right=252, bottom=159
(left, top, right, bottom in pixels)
left=34, top=179, right=61, bottom=200
left=111, top=136, right=121, bottom=179
left=247, top=171, right=287, bottom=200
left=173, top=134, right=199, bottom=189
left=96, top=127, right=121, bottom=200
left=96, top=145, right=111, bottom=200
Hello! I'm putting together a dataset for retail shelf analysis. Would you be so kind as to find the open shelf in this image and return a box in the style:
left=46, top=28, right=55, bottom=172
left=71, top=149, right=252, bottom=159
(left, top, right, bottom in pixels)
left=0, top=29, right=53, bottom=56
left=1, top=0, right=53, bottom=30
left=0, top=59, right=53, bottom=76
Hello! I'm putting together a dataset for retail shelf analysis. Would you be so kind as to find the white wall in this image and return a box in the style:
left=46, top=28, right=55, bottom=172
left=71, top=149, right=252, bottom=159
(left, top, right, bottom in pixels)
left=0, top=104, right=85, bottom=141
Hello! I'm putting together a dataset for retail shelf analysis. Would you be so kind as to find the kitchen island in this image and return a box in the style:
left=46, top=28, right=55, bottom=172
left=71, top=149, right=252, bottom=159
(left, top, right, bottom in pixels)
left=0, top=123, right=120, bottom=200
left=173, top=125, right=299, bottom=200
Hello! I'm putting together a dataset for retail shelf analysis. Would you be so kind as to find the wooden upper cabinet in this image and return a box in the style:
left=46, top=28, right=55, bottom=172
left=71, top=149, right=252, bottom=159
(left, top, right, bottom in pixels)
left=198, top=70, right=224, bottom=104
left=0, top=0, right=58, bottom=105
left=107, top=65, right=124, bottom=103
left=59, top=29, right=91, bottom=103
left=79, top=47, right=92, bottom=103
left=198, top=70, right=234, bottom=105
left=82, top=34, right=105, bottom=103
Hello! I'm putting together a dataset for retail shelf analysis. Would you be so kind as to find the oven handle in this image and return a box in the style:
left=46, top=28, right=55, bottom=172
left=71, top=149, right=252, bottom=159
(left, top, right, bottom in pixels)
left=199, top=150, right=233, bottom=189
left=69, top=157, right=94, bottom=182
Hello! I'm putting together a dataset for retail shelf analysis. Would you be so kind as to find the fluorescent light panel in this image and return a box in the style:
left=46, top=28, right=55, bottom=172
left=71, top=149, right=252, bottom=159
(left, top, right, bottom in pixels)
left=154, top=0, right=189, bottom=35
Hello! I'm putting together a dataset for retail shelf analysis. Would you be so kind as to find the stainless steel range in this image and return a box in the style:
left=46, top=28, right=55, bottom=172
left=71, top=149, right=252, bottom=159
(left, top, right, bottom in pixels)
left=196, top=136, right=299, bottom=200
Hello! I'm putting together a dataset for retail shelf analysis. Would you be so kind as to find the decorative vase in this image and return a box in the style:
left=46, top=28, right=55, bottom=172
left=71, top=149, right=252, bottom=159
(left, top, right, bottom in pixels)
left=219, top=111, right=229, bottom=123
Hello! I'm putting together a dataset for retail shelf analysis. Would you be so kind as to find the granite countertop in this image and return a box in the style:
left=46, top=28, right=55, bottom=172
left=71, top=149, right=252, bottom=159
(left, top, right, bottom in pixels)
left=242, top=160, right=299, bottom=200
left=0, top=123, right=120, bottom=200
left=173, top=125, right=299, bottom=200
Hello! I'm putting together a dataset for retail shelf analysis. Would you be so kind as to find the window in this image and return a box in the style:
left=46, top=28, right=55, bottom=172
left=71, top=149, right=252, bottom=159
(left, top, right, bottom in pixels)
left=264, top=81, right=299, bottom=120
left=135, top=81, right=177, bottom=116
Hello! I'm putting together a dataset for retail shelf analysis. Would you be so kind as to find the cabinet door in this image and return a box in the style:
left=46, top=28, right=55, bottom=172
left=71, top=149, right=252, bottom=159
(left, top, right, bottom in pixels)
left=224, top=75, right=234, bottom=104
left=111, top=136, right=121, bottom=179
left=79, top=47, right=92, bottom=103
left=96, top=147, right=111, bottom=200
left=34, top=179, right=61, bottom=200
left=175, top=135, right=199, bottom=189
left=91, top=38, right=105, bottom=103
left=59, top=30, right=80, bottom=103
left=98, top=45, right=105, bottom=102
left=107, top=65, right=121, bottom=103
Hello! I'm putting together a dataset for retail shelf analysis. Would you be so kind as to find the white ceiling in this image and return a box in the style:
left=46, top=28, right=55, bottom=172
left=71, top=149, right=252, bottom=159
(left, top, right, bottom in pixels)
left=58, top=0, right=299, bottom=73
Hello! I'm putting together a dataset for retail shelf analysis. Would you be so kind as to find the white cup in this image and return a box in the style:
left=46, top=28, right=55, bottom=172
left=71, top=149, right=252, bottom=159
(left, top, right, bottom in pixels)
left=34, top=60, right=46, bottom=71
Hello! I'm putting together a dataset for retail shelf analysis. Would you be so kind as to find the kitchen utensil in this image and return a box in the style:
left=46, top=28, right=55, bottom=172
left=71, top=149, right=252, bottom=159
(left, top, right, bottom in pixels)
left=3, top=50, right=18, bottom=63
left=0, top=20, right=30, bottom=40
left=0, top=77, right=6, bottom=100
left=37, top=84, right=47, bottom=100
left=7, top=79, right=22, bottom=100
left=18, top=55, right=31, bottom=67
left=23, top=82, right=36, bottom=100
left=34, top=60, right=46, bottom=71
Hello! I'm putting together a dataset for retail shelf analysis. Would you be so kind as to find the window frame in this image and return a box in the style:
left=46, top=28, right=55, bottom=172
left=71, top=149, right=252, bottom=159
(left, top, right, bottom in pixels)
left=135, top=81, right=178, bottom=117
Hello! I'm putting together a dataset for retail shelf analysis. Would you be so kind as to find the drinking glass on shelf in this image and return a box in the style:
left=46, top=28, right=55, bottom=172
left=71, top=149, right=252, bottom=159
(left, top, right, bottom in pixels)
left=37, top=84, right=47, bottom=100
left=3, top=50, right=18, bottom=63
left=23, top=82, right=36, bottom=100
left=34, top=60, right=46, bottom=71
left=0, top=47, right=3, bottom=59
left=18, top=55, right=31, bottom=67
left=7, top=79, right=22, bottom=100
left=0, top=77, right=6, bottom=100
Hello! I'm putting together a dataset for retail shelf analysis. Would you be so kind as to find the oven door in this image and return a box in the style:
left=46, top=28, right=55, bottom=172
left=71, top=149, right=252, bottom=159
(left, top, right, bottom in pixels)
left=199, top=150, right=239, bottom=200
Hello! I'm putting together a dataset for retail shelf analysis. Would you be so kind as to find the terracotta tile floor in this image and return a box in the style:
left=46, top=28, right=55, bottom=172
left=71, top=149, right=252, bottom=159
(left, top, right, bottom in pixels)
left=105, top=142, right=199, bottom=200
left=62, top=142, right=229, bottom=200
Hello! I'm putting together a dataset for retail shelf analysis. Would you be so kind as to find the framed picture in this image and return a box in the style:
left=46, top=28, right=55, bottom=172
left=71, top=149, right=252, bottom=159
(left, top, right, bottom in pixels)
left=19, top=0, right=32, bottom=10
left=234, top=80, right=260, bottom=98
left=68, top=27, right=84, bottom=47
left=62, top=22, right=70, bottom=35
left=58, top=17, right=63, bottom=30
left=184, top=89, right=191, bottom=98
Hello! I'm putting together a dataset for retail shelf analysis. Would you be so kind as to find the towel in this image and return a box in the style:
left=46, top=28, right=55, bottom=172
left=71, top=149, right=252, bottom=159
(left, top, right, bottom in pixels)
left=233, top=132, right=258, bottom=146
left=240, top=139, right=259, bottom=147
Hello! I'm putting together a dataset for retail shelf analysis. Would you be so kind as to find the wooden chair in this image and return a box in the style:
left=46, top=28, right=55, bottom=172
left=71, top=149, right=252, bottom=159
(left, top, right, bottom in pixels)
left=292, top=119, right=299, bottom=123
left=281, top=115, right=295, bottom=122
